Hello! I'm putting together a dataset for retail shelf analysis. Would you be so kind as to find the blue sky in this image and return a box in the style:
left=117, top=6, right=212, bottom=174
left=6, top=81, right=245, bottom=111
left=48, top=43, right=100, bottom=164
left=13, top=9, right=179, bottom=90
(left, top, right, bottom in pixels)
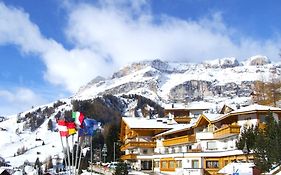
left=0, top=0, right=281, bottom=116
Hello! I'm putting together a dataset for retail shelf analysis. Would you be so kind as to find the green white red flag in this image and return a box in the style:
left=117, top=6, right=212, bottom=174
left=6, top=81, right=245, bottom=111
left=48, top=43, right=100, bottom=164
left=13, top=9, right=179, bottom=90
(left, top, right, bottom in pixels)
left=72, top=111, right=84, bottom=127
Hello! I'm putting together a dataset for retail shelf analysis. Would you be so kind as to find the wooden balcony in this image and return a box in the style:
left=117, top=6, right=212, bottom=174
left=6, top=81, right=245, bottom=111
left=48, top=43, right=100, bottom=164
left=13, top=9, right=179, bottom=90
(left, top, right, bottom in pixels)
left=126, top=131, right=137, bottom=139
left=174, top=116, right=191, bottom=124
left=121, top=153, right=137, bottom=160
left=120, top=141, right=156, bottom=151
left=213, top=124, right=241, bottom=138
left=163, top=135, right=196, bottom=147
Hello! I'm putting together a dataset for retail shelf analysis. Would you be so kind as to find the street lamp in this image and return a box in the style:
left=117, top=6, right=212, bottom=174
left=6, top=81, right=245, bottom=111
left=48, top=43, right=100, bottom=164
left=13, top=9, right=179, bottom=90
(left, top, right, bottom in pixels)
left=114, top=142, right=120, bottom=162
left=102, top=144, right=107, bottom=163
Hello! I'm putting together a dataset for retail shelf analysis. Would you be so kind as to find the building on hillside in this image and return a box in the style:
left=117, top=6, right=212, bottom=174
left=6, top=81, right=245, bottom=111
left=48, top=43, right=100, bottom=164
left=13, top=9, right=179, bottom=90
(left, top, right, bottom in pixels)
left=164, top=102, right=211, bottom=123
left=120, top=117, right=178, bottom=170
left=120, top=104, right=281, bottom=175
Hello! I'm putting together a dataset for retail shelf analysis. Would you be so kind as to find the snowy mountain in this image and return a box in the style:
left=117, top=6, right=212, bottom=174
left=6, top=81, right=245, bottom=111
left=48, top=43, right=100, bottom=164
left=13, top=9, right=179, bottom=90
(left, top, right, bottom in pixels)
left=1, top=55, right=280, bottom=170
left=75, top=55, right=281, bottom=106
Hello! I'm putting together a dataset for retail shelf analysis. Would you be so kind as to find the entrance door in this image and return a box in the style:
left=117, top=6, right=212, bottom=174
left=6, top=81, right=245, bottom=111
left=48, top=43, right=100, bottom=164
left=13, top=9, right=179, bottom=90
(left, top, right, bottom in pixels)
left=141, top=160, right=152, bottom=170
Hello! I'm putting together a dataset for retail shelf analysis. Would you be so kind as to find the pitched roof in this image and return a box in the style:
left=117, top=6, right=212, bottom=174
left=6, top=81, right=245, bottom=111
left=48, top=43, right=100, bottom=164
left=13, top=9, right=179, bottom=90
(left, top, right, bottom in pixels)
left=122, top=117, right=176, bottom=129
left=203, top=113, right=221, bottom=122
left=213, top=104, right=281, bottom=122
left=233, top=104, right=281, bottom=113
left=154, top=123, right=192, bottom=137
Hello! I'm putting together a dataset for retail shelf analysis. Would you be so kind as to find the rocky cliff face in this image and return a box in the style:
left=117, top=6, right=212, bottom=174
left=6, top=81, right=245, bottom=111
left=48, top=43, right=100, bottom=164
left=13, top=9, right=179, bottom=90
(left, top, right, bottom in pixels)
left=169, top=80, right=253, bottom=102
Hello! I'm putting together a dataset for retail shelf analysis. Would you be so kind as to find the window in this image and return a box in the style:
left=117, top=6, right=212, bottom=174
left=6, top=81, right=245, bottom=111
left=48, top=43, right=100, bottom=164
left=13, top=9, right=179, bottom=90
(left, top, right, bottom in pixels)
left=161, top=161, right=167, bottom=169
left=192, top=160, right=199, bottom=168
left=154, top=161, right=159, bottom=168
left=143, top=149, right=148, bottom=154
left=169, top=161, right=175, bottom=169
left=176, top=160, right=182, bottom=168
left=260, top=115, right=266, bottom=123
left=206, top=160, right=219, bottom=168
left=193, top=113, right=200, bottom=118
left=207, top=141, right=217, bottom=150
left=178, top=146, right=182, bottom=153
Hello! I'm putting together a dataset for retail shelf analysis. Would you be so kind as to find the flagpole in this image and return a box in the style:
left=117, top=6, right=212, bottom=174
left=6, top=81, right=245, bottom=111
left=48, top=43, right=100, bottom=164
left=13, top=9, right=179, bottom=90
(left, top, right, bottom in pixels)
left=90, top=136, right=93, bottom=175
left=60, top=136, right=69, bottom=175
left=77, top=136, right=85, bottom=174
left=66, top=136, right=72, bottom=175
left=72, top=135, right=75, bottom=173
left=74, top=135, right=80, bottom=175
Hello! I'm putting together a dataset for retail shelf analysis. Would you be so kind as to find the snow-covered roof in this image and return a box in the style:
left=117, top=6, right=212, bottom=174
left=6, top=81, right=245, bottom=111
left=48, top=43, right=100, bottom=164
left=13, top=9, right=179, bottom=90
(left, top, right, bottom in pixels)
left=162, top=103, right=187, bottom=110
left=122, top=117, right=176, bottom=129
left=218, top=162, right=255, bottom=174
left=186, top=101, right=213, bottom=110
left=213, top=104, right=281, bottom=122
left=154, top=123, right=193, bottom=137
left=163, top=101, right=213, bottom=111
left=232, top=104, right=281, bottom=113
left=203, top=113, right=221, bottom=122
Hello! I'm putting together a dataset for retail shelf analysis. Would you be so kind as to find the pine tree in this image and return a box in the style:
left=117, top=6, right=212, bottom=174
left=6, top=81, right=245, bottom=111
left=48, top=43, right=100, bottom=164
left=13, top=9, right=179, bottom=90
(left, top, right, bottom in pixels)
left=237, top=111, right=281, bottom=172
left=236, top=124, right=257, bottom=151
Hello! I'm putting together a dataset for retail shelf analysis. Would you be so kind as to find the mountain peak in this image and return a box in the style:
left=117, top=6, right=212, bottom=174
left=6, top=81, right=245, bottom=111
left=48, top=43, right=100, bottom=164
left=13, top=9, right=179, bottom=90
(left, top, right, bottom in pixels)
left=243, top=55, right=271, bottom=66
left=202, top=57, right=240, bottom=68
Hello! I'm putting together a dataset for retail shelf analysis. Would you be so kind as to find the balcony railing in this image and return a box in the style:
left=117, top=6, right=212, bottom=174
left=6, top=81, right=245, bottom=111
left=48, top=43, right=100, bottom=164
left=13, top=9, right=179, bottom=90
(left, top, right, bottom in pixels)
left=163, top=135, right=195, bottom=147
left=120, top=153, right=137, bottom=160
left=213, top=124, right=241, bottom=138
left=174, top=116, right=191, bottom=123
left=120, top=141, right=156, bottom=151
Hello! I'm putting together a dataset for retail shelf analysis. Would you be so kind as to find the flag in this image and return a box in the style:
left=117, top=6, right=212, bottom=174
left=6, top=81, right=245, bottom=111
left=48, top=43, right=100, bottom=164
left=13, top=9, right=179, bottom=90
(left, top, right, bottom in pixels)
left=83, top=118, right=100, bottom=136
left=67, top=122, right=76, bottom=135
left=57, top=120, right=68, bottom=137
left=72, top=112, right=84, bottom=127
left=78, top=127, right=86, bottom=137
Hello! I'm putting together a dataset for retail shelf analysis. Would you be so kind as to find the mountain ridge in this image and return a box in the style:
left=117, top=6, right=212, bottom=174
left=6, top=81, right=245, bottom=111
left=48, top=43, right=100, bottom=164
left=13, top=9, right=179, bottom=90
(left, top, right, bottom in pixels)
left=75, top=55, right=281, bottom=107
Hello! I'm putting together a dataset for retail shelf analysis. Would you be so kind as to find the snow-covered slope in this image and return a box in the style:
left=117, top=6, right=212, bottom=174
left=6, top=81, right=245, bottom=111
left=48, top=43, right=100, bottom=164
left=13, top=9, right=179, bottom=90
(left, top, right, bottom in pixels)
left=0, top=99, right=72, bottom=168
left=75, top=56, right=281, bottom=105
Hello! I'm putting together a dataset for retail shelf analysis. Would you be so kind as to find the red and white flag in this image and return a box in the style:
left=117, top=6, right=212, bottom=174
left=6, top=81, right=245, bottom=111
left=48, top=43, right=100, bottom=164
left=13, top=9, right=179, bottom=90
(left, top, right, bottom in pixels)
left=57, top=120, right=69, bottom=137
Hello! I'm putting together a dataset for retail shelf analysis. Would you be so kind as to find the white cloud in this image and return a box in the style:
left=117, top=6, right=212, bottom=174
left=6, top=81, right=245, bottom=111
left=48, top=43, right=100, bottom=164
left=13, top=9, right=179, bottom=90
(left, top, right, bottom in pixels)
left=0, top=88, right=47, bottom=116
left=0, top=2, right=111, bottom=92
left=65, top=1, right=281, bottom=65
left=0, top=0, right=281, bottom=97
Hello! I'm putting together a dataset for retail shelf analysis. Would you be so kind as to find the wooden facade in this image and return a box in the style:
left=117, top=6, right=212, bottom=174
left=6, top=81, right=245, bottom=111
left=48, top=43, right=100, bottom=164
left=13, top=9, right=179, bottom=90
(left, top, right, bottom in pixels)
left=120, top=104, right=281, bottom=174
left=163, top=135, right=196, bottom=147
left=165, top=108, right=192, bottom=124
left=213, top=124, right=241, bottom=138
